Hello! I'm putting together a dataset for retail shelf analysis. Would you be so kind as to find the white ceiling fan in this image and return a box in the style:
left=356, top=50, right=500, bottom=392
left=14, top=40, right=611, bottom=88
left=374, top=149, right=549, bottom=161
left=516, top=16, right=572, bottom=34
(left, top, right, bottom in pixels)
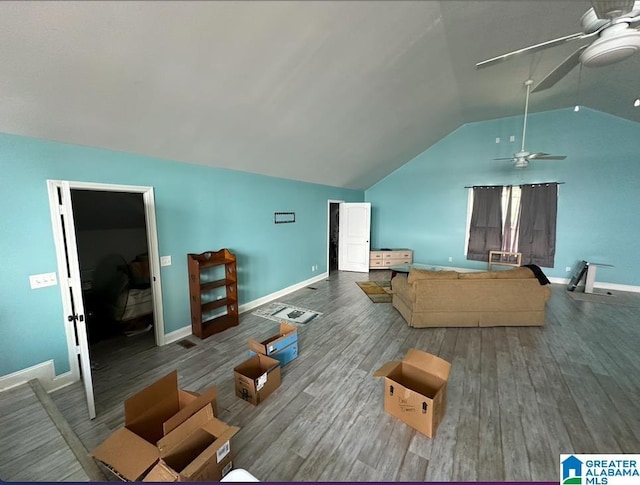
left=495, top=80, right=567, bottom=169
left=477, top=0, right=640, bottom=92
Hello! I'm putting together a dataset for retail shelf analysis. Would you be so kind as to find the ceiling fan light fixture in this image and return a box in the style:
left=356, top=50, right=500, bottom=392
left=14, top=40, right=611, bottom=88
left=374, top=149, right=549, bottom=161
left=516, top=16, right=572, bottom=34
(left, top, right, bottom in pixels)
left=513, top=158, right=529, bottom=169
left=579, top=27, right=640, bottom=66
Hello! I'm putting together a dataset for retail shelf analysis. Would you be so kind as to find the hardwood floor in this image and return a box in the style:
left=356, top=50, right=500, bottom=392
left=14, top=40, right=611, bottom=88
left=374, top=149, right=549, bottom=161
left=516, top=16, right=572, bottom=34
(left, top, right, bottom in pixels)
left=0, top=381, right=96, bottom=482
left=5, top=269, right=640, bottom=481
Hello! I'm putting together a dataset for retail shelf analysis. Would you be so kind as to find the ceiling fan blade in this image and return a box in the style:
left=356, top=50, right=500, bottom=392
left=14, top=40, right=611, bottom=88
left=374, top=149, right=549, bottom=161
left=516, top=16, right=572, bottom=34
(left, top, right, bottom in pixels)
left=531, top=45, right=589, bottom=92
left=494, top=157, right=515, bottom=161
left=529, top=152, right=566, bottom=160
left=591, top=0, right=635, bottom=19
left=476, top=32, right=586, bottom=69
left=533, top=155, right=567, bottom=160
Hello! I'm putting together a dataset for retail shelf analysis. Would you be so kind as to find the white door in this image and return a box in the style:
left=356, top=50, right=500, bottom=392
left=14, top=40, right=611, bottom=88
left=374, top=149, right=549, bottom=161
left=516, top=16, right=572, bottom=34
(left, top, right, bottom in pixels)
left=338, top=202, right=371, bottom=273
left=49, top=181, right=96, bottom=419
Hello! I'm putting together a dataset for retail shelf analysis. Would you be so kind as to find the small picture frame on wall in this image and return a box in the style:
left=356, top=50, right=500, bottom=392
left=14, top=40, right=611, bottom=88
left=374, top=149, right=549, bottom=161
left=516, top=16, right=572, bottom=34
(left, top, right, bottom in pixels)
left=274, top=212, right=296, bottom=224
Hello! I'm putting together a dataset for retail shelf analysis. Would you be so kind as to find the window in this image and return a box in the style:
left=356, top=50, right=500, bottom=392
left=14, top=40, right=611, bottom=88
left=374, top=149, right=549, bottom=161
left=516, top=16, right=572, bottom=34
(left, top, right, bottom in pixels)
left=465, top=183, right=558, bottom=267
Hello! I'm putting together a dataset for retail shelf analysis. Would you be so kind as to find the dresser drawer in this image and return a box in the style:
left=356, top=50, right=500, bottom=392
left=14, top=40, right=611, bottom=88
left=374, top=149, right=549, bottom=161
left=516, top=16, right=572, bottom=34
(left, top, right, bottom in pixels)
left=382, top=251, right=412, bottom=260
left=383, top=258, right=412, bottom=266
left=369, top=260, right=384, bottom=268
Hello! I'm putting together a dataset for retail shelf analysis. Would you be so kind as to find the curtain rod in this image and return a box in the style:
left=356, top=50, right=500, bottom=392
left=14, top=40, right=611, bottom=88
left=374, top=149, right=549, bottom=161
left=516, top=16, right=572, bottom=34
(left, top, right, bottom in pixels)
left=464, top=182, right=565, bottom=188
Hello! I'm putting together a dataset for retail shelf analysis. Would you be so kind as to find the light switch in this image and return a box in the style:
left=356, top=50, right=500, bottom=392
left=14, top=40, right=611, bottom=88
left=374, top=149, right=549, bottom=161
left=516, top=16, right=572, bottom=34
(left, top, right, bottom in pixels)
left=29, top=272, right=58, bottom=289
left=160, top=256, right=172, bottom=267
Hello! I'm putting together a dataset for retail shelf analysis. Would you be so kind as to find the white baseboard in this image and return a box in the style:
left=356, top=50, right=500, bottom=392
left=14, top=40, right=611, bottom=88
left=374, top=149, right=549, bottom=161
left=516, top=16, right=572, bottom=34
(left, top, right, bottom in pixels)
left=162, top=272, right=330, bottom=344
left=0, top=360, right=75, bottom=393
left=164, top=325, right=194, bottom=345
left=549, top=276, right=640, bottom=293
left=238, top=272, right=328, bottom=314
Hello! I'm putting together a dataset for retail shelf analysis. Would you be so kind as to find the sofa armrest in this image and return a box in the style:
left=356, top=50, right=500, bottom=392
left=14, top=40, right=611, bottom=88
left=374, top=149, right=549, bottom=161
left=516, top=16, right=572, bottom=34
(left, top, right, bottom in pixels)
left=391, top=274, right=415, bottom=303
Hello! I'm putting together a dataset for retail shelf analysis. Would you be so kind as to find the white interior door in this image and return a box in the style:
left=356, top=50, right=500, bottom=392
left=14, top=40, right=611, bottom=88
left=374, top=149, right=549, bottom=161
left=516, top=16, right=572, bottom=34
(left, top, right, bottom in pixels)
left=338, top=202, right=371, bottom=273
left=49, top=181, right=96, bottom=419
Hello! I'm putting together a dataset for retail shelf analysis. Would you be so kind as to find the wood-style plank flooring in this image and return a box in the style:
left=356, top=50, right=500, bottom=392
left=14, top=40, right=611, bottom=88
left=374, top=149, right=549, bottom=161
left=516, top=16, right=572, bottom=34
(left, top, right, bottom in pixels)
left=5, top=269, right=640, bottom=481
left=0, top=382, right=92, bottom=482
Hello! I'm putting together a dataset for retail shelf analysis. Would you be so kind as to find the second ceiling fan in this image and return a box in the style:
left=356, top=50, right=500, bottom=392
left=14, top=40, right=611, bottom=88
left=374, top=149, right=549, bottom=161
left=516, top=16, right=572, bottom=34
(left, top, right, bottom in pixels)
left=495, top=80, right=566, bottom=169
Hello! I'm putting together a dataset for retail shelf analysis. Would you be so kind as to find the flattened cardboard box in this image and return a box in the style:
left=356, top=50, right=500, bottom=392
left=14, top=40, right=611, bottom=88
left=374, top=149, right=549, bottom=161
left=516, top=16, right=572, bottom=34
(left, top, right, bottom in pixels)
left=248, top=322, right=298, bottom=366
left=143, top=404, right=239, bottom=482
left=91, top=371, right=218, bottom=481
left=234, top=354, right=281, bottom=405
left=374, top=348, right=451, bottom=438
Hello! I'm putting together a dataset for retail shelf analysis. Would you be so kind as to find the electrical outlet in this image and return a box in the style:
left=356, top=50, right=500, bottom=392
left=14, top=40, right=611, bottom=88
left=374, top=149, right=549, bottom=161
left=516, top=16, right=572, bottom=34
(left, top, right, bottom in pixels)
left=160, top=256, right=172, bottom=267
left=495, top=137, right=500, bottom=143
left=566, top=266, right=572, bottom=272
left=448, top=257, right=453, bottom=262
left=29, top=272, right=58, bottom=289
left=509, top=135, right=516, bottom=142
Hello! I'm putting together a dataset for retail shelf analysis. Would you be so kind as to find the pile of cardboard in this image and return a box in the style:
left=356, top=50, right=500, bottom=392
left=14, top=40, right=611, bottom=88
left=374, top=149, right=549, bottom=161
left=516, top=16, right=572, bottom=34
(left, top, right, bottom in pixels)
left=92, top=330, right=449, bottom=483
left=91, top=322, right=301, bottom=481
left=92, top=371, right=237, bottom=481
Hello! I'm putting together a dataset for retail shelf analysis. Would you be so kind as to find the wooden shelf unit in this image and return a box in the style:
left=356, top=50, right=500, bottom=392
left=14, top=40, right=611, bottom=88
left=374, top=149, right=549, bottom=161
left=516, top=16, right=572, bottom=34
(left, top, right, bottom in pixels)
left=187, top=249, right=239, bottom=339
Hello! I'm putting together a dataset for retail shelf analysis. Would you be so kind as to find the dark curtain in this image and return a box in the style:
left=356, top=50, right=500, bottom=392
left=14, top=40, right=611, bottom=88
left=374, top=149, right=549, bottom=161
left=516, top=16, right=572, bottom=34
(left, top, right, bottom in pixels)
left=518, top=183, right=558, bottom=267
left=467, top=186, right=503, bottom=262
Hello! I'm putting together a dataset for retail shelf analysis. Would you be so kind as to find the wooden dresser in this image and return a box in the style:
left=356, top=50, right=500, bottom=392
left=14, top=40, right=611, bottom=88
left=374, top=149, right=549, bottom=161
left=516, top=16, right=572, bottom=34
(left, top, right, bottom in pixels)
left=369, top=248, right=413, bottom=269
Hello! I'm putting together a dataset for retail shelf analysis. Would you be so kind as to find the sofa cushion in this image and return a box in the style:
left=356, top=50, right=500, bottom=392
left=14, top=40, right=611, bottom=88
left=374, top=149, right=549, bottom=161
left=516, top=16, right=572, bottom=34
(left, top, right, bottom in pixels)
left=457, top=271, right=497, bottom=279
left=407, top=269, right=458, bottom=284
left=493, top=267, right=534, bottom=279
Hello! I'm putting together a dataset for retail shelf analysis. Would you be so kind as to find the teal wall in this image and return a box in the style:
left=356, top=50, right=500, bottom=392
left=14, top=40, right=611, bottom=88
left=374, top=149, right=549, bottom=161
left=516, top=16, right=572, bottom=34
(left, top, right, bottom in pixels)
left=0, top=133, right=362, bottom=377
left=366, top=108, right=640, bottom=286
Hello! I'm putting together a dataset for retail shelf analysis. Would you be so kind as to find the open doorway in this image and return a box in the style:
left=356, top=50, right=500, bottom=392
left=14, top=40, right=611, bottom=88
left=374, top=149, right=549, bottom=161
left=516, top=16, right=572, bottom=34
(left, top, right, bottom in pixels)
left=72, top=190, right=155, bottom=350
left=48, top=180, right=164, bottom=419
left=328, top=200, right=341, bottom=274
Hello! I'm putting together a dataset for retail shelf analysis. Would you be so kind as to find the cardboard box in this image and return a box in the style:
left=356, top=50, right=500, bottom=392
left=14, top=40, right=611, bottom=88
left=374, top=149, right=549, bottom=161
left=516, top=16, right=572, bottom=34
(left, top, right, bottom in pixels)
left=91, top=371, right=218, bottom=481
left=248, top=322, right=299, bottom=366
left=143, top=404, right=239, bottom=482
left=234, top=354, right=281, bottom=405
left=374, top=348, right=451, bottom=438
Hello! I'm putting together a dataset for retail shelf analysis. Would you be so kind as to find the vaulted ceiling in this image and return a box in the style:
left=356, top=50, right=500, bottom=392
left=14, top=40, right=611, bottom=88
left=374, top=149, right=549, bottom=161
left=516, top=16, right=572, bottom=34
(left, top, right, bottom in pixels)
left=1, top=1, right=638, bottom=189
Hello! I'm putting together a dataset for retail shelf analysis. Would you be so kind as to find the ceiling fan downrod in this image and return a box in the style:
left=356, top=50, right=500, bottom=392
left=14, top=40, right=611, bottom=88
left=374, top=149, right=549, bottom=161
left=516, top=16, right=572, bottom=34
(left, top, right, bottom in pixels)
left=520, top=79, right=534, bottom=154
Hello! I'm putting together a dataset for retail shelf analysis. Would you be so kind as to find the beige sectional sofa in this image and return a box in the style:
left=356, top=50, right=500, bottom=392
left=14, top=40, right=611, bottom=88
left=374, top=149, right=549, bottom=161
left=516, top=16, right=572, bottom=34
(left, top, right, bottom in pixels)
left=392, top=266, right=552, bottom=328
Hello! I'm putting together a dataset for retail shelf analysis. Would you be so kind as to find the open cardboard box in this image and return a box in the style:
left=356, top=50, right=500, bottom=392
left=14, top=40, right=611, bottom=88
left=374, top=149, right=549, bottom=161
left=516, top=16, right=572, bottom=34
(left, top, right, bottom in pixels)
left=374, top=348, right=451, bottom=438
left=91, top=371, right=218, bottom=481
left=234, top=354, right=281, bottom=405
left=143, top=404, right=239, bottom=482
left=248, top=322, right=298, bottom=366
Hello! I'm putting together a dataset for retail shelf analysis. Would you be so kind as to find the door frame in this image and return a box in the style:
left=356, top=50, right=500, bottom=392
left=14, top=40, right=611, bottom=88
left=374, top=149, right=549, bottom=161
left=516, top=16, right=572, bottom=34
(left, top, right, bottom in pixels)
left=327, top=199, right=344, bottom=273
left=47, top=180, right=165, bottom=413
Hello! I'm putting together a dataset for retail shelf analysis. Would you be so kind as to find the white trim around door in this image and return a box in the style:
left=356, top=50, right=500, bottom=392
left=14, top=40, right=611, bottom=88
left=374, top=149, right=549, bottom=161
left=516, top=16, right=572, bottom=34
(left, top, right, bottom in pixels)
left=47, top=180, right=166, bottom=418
